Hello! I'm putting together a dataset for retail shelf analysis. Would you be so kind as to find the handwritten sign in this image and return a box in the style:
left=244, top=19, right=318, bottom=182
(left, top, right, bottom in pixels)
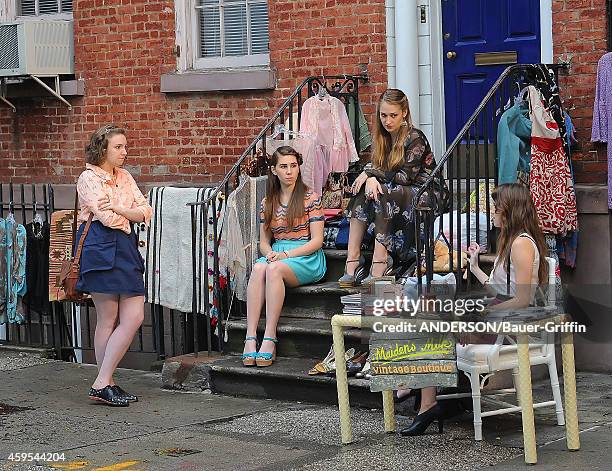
left=369, top=331, right=457, bottom=393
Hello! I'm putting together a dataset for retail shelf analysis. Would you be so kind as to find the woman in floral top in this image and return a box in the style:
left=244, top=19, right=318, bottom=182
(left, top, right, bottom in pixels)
left=339, top=89, right=443, bottom=286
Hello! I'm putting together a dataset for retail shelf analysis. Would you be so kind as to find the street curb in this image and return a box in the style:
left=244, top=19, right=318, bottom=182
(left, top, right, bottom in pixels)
left=0, top=344, right=56, bottom=358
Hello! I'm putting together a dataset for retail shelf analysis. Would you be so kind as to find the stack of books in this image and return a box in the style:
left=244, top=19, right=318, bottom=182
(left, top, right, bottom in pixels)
left=340, top=293, right=361, bottom=315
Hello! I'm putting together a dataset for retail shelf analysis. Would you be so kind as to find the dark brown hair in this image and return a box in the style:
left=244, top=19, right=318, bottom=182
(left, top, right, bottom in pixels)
left=372, top=89, right=413, bottom=171
left=85, top=125, right=126, bottom=165
left=492, top=183, right=548, bottom=285
left=263, top=146, right=307, bottom=229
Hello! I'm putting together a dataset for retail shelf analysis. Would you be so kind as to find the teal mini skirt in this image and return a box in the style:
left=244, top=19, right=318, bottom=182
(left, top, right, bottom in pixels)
left=255, top=239, right=326, bottom=285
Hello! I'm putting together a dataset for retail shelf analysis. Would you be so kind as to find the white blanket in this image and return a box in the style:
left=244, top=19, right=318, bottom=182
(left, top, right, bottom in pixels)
left=138, top=187, right=223, bottom=315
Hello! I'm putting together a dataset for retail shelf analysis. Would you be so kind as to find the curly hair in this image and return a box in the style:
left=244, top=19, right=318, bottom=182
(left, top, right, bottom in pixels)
left=85, top=125, right=126, bottom=165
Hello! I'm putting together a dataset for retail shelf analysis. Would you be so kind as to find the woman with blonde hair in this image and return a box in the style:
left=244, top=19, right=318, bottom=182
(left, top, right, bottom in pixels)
left=339, top=89, right=443, bottom=286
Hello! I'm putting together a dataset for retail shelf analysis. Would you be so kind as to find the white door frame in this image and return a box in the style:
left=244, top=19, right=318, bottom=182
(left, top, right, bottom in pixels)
left=432, top=0, right=554, bottom=150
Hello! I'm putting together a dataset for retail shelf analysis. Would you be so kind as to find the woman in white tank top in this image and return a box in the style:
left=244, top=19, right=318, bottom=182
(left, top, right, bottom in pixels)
left=399, top=183, right=549, bottom=438
left=468, top=183, right=548, bottom=310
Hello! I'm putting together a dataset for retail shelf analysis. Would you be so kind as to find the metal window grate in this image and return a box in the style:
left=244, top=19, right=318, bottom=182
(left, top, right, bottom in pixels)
left=0, top=24, right=20, bottom=70
left=197, top=0, right=269, bottom=59
left=19, top=0, right=72, bottom=16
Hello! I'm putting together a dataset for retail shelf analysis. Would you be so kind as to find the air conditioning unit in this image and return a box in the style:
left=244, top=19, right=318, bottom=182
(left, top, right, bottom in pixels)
left=0, top=19, right=73, bottom=77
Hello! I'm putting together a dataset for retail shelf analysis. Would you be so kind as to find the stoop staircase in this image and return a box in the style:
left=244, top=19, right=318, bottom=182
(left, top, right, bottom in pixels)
left=209, top=249, right=383, bottom=408
left=188, top=65, right=570, bottom=408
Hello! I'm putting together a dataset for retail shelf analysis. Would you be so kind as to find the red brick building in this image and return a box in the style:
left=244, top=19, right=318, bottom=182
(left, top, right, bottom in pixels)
left=0, top=0, right=388, bottom=184
left=0, top=0, right=607, bottom=185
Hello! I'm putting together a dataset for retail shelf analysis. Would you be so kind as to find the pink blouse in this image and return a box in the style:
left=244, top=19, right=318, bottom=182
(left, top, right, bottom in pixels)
left=77, top=163, right=152, bottom=234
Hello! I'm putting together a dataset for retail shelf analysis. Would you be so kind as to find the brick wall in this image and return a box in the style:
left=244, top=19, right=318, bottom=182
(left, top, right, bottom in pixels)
left=0, top=0, right=388, bottom=184
left=553, top=0, right=609, bottom=183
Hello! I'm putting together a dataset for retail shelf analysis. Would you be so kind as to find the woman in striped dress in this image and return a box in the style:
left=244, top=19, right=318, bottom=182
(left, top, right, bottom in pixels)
left=242, top=146, right=326, bottom=367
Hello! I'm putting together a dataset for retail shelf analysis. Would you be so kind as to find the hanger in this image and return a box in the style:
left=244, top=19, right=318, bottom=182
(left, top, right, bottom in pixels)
left=317, top=76, right=329, bottom=99
left=7, top=199, right=15, bottom=224
left=269, top=124, right=302, bottom=139
left=512, top=85, right=531, bottom=107
left=32, top=202, right=44, bottom=238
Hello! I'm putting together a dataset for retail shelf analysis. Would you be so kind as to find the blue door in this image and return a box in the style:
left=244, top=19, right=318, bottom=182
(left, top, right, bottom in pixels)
left=442, top=0, right=541, bottom=143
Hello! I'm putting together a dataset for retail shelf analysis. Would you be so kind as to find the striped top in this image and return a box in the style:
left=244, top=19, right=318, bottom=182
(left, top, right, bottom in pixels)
left=260, top=191, right=324, bottom=241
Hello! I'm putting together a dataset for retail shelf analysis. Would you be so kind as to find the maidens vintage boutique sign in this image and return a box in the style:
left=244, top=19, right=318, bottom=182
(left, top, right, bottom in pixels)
left=369, top=331, right=457, bottom=393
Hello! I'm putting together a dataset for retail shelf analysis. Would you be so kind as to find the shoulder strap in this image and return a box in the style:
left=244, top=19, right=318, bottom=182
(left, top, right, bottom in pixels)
left=71, top=189, right=79, bottom=256
left=73, top=213, right=94, bottom=266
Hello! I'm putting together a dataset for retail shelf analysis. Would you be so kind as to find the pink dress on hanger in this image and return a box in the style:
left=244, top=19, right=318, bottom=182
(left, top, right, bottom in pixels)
left=299, top=96, right=359, bottom=194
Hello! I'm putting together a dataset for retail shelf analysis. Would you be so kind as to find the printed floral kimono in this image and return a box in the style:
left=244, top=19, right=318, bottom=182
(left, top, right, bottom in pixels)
left=348, top=128, right=446, bottom=262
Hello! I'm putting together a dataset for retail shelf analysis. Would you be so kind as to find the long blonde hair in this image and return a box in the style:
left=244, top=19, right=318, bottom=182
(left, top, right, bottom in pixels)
left=492, top=184, right=548, bottom=285
left=372, top=89, right=413, bottom=171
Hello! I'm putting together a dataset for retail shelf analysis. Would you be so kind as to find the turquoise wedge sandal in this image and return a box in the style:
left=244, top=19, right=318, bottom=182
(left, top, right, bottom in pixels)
left=256, top=337, right=278, bottom=367
left=242, top=336, right=258, bottom=367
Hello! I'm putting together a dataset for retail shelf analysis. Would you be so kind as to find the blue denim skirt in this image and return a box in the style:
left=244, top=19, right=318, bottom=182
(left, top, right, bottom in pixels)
left=75, top=221, right=145, bottom=296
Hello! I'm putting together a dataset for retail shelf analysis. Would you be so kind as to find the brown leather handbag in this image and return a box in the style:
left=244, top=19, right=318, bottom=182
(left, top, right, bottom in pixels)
left=56, top=192, right=93, bottom=303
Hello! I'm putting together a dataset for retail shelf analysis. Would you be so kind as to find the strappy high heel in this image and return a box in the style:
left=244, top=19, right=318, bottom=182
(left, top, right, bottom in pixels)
left=242, top=335, right=258, bottom=367
left=256, top=337, right=278, bottom=367
left=362, top=255, right=395, bottom=285
left=338, top=255, right=367, bottom=287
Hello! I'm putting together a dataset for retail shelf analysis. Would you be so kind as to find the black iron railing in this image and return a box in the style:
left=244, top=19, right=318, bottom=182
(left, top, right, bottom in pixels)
left=187, top=74, right=369, bottom=354
left=0, top=183, right=178, bottom=365
left=413, top=63, right=569, bottom=293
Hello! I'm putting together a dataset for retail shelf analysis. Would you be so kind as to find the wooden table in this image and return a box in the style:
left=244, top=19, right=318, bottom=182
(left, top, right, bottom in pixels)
left=331, top=310, right=580, bottom=465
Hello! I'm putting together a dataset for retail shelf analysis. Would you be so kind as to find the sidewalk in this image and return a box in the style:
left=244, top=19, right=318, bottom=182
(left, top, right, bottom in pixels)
left=0, top=350, right=610, bottom=471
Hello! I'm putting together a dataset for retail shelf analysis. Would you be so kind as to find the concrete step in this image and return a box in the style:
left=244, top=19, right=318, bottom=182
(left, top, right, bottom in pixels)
left=225, top=316, right=367, bottom=359
left=208, top=355, right=382, bottom=409
left=282, top=281, right=359, bottom=319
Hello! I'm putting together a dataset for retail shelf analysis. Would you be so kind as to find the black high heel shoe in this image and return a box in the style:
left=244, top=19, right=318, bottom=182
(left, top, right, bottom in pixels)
left=399, top=403, right=444, bottom=436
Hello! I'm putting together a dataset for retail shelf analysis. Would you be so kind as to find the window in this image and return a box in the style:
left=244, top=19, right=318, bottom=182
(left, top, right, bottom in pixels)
left=18, top=0, right=72, bottom=16
left=188, top=0, right=270, bottom=70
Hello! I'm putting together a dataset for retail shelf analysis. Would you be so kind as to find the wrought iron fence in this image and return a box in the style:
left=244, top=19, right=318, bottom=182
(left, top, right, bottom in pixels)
left=0, top=182, right=188, bottom=366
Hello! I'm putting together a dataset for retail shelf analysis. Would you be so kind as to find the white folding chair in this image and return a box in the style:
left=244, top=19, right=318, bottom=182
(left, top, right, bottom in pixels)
left=438, top=257, right=564, bottom=440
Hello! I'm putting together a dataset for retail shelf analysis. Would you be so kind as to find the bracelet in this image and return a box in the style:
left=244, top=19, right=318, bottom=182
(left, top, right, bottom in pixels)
left=283, top=251, right=289, bottom=259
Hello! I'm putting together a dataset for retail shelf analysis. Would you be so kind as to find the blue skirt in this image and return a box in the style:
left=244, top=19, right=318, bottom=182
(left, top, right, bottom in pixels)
left=255, top=240, right=326, bottom=285
left=75, top=221, right=145, bottom=296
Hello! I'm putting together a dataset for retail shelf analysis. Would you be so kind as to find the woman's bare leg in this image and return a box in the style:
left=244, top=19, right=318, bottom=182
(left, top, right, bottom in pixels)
left=419, top=387, right=437, bottom=414
left=243, top=262, right=267, bottom=356
left=370, top=239, right=390, bottom=277
left=258, top=262, right=299, bottom=356
left=346, top=218, right=367, bottom=275
left=91, top=295, right=144, bottom=389
left=91, top=293, right=119, bottom=386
